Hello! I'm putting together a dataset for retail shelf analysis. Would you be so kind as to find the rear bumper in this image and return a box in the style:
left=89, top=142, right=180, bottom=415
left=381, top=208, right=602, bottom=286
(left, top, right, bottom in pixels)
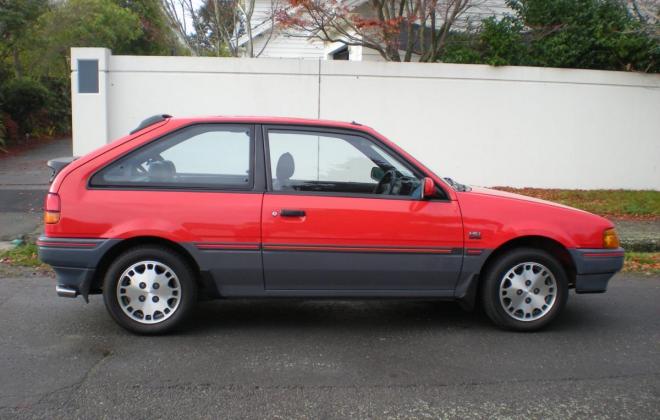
left=569, top=248, right=624, bottom=293
left=37, top=237, right=118, bottom=300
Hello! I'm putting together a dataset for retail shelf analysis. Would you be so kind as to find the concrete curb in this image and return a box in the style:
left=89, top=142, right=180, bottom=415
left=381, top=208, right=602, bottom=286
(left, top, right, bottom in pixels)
left=615, top=220, right=660, bottom=253
left=620, top=239, right=659, bottom=253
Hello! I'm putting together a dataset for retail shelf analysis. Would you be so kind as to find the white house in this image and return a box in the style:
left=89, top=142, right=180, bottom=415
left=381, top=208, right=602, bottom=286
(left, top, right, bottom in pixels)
left=234, top=0, right=509, bottom=61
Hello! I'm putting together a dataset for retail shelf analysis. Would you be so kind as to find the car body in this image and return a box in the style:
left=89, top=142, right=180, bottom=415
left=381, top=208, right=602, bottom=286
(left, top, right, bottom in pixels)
left=39, top=115, right=624, bottom=333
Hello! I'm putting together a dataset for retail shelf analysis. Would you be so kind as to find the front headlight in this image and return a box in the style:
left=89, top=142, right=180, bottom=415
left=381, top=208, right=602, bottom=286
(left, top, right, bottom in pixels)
left=603, top=228, right=620, bottom=249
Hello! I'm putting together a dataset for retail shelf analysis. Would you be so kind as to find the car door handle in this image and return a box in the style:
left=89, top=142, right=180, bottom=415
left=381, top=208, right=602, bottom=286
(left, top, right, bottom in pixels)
left=280, top=209, right=306, bottom=217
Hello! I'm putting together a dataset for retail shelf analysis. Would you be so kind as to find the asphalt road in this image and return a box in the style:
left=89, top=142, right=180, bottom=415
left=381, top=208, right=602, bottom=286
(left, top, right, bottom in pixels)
left=0, top=272, right=658, bottom=419
left=0, top=138, right=71, bottom=241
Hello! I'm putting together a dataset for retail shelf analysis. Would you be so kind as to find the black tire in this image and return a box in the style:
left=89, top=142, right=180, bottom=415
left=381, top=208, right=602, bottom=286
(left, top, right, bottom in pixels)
left=102, top=246, right=197, bottom=335
left=481, top=247, right=568, bottom=332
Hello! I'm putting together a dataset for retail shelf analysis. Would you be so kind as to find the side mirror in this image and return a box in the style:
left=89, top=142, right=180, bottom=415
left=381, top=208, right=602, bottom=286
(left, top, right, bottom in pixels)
left=370, top=166, right=385, bottom=181
left=421, top=177, right=435, bottom=199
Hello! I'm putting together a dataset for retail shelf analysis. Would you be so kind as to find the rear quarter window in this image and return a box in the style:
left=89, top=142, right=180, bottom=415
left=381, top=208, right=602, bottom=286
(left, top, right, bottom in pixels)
left=90, top=124, right=254, bottom=190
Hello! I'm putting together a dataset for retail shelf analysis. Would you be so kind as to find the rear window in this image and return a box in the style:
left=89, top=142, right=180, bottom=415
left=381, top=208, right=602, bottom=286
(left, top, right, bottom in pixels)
left=90, top=124, right=254, bottom=190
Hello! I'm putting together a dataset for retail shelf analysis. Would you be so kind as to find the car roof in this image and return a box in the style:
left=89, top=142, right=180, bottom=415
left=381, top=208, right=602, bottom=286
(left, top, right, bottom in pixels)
left=169, top=115, right=370, bottom=131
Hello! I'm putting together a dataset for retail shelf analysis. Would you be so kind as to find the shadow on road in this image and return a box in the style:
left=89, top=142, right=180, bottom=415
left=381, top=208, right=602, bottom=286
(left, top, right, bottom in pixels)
left=179, top=297, right=597, bottom=336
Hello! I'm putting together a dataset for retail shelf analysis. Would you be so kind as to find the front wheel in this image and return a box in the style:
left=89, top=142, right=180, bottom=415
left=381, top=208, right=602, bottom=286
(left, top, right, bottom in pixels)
left=481, top=248, right=568, bottom=331
left=102, top=246, right=197, bottom=334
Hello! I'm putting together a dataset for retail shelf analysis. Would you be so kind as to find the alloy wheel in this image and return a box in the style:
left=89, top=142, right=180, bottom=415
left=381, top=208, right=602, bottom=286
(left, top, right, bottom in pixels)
left=116, top=260, right=181, bottom=324
left=499, top=262, right=557, bottom=322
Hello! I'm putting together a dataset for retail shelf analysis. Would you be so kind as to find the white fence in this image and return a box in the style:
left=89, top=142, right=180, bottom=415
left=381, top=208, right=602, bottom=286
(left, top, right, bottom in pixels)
left=71, top=48, right=660, bottom=189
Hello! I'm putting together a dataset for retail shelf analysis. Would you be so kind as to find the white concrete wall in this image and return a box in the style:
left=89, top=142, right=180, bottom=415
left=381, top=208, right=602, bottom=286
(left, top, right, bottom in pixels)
left=71, top=48, right=660, bottom=190
left=70, top=48, right=110, bottom=157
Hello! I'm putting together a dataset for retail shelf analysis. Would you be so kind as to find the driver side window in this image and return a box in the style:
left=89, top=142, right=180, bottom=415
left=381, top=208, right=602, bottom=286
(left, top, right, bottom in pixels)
left=267, top=129, right=422, bottom=198
left=90, top=124, right=253, bottom=189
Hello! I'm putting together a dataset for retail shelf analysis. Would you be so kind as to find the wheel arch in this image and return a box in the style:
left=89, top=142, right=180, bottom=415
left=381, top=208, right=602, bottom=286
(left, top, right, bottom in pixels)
left=92, top=236, right=208, bottom=294
left=458, top=235, right=577, bottom=311
left=483, top=235, right=577, bottom=288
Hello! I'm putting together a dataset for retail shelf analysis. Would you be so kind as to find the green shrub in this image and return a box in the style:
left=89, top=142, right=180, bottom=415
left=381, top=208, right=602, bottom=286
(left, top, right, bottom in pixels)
left=42, top=77, right=71, bottom=135
left=506, top=0, right=659, bottom=72
left=440, top=32, right=483, bottom=64
left=479, top=16, right=529, bottom=66
left=439, top=0, right=659, bottom=72
left=0, top=78, right=49, bottom=138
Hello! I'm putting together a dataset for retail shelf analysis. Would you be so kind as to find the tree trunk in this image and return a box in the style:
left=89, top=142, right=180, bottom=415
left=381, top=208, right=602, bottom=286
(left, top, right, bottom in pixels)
left=245, top=0, right=255, bottom=57
left=13, top=47, right=23, bottom=78
left=387, top=44, right=401, bottom=61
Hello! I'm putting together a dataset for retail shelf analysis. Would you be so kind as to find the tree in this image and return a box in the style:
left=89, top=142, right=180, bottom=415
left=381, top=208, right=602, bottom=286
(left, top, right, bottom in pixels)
left=0, top=0, right=48, bottom=77
left=627, top=0, right=658, bottom=51
left=238, top=0, right=257, bottom=56
left=1, top=0, right=187, bottom=143
left=628, top=0, right=659, bottom=28
left=276, top=0, right=474, bottom=62
left=31, top=0, right=143, bottom=76
left=162, top=0, right=277, bottom=57
left=476, top=15, right=527, bottom=66
left=113, top=0, right=183, bottom=55
left=436, top=0, right=658, bottom=73
left=231, top=0, right=281, bottom=57
left=198, top=0, right=241, bottom=56
left=505, top=0, right=658, bottom=72
left=161, top=0, right=206, bottom=54
left=0, top=78, right=48, bottom=139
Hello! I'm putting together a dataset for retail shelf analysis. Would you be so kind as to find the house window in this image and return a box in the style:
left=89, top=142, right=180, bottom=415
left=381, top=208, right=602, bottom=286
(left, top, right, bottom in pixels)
left=331, top=46, right=349, bottom=60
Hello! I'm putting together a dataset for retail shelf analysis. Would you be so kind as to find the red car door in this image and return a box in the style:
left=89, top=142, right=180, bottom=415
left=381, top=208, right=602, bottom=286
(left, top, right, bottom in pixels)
left=261, top=126, right=463, bottom=292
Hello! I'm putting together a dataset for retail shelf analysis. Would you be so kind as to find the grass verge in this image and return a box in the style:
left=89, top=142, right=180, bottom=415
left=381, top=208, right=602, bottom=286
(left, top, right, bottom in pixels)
left=624, top=252, right=660, bottom=275
left=493, top=188, right=660, bottom=220
left=0, top=243, right=47, bottom=268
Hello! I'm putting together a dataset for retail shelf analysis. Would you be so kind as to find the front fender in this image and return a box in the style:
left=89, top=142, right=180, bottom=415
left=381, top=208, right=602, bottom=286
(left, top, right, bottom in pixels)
left=457, top=190, right=612, bottom=250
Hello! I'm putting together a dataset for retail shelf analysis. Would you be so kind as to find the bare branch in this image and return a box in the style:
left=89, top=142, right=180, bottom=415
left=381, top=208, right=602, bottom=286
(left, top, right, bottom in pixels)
left=277, top=0, right=475, bottom=62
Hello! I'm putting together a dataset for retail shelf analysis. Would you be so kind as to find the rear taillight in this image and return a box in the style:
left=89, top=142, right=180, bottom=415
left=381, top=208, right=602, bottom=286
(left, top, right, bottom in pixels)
left=44, top=193, right=61, bottom=224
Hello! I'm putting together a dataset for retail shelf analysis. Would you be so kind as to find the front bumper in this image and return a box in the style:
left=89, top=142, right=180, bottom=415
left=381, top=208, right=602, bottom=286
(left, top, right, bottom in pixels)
left=569, top=248, right=624, bottom=293
left=37, top=237, right=118, bottom=301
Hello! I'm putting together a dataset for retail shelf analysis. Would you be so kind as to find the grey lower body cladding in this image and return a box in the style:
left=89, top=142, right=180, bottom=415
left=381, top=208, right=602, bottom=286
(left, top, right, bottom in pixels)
left=569, top=248, right=624, bottom=293
left=39, top=236, right=620, bottom=304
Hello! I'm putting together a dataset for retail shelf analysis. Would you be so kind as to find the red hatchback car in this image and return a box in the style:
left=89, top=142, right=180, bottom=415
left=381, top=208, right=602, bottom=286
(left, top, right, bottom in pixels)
left=39, top=115, right=624, bottom=334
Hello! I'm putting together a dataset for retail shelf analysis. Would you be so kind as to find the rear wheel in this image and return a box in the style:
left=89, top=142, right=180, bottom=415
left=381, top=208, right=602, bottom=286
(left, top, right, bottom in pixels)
left=481, top=248, right=568, bottom=331
left=102, top=246, right=197, bottom=334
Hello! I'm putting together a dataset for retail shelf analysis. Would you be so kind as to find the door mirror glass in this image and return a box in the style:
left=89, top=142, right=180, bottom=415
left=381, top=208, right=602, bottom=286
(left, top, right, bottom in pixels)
left=370, top=166, right=385, bottom=181
left=422, top=177, right=436, bottom=199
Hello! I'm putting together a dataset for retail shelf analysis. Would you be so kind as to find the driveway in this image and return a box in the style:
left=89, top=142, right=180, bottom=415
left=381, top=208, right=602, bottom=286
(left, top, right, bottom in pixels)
left=0, top=273, right=658, bottom=419
left=0, top=138, right=72, bottom=240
